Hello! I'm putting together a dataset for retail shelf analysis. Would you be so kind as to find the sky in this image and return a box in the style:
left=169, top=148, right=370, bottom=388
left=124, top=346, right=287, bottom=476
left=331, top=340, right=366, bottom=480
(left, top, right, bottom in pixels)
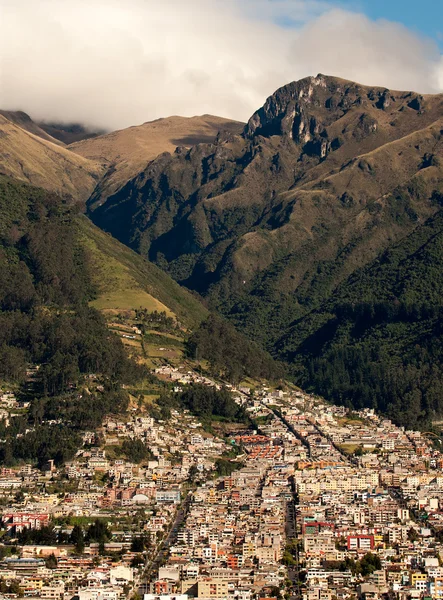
left=0, top=0, right=442, bottom=130
left=333, top=0, right=443, bottom=48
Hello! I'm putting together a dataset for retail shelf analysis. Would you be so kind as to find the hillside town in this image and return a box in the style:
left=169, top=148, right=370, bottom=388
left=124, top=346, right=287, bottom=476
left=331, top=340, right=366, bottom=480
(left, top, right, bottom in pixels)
left=1, top=369, right=443, bottom=600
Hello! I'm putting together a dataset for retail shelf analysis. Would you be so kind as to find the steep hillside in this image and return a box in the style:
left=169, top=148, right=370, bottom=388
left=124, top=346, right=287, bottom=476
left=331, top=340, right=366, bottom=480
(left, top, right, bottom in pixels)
left=0, top=114, right=104, bottom=201
left=38, top=121, right=103, bottom=145
left=0, top=110, right=64, bottom=145
left=71, top=115, right=244, bottom=204
left=278, top=207, right=443, bottom=428
left=0, top=175, right=143, bottom=465
left=0, top=174, right=212, bottom=467
left=89, top=75, right=443, bottom=339
left=76, top=216, right=208, bottom=328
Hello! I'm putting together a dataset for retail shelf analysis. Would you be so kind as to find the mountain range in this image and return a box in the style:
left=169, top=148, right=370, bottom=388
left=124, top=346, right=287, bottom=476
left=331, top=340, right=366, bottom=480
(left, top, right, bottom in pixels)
left=2, top=73, right=443, bottom=428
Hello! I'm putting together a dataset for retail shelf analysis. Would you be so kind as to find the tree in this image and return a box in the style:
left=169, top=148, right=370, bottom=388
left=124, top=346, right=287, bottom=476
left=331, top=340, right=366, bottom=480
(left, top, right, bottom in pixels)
left=281, top=550, right=296, bottom=566
left=45, top=553, right=57, bottom=569
left=188, top=465, right=199, bottom=483
left=359, top=552, right=381, bottom=577
left=121, top=439, right=152, bottom=464
left=70, top=524, right=85, bottom=554
left=214, top=458, right=243, bottom=477
left=131, top=555, right=145, bottom=567
left=86, top=519, right=111, bottom=546
left=130, top=536, right=145, bottom=553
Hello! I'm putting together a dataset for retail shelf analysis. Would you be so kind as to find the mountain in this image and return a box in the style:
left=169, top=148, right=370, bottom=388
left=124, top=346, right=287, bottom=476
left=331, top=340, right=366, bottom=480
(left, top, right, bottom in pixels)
left=76, top=215, right=207, bottom=328
left=70, top=115, right=244, bottom=204
left=0, top=104, right=277, bottom=466
left=0, top=108, right=231, bottom=327
left=0, top=110, right=242, bottom=206
left=0, top=113, right=104, bottom=201
left=0, top=110, right=64, bottom=145
left=280, top=207, right=443, bottom=428
left=89, top=75, right=443, bottom=322
left=37, top=121, right=104, bottom=145
left=87, top=74, right=443, bottom=424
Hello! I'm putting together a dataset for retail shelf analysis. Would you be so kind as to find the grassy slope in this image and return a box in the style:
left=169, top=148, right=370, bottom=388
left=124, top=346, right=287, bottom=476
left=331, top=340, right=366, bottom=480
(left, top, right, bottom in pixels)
left=0, top=115, right=103, bottom=202
left=0, top=110, right=64, bottom=145
left=76, top=216, right=208, bottom=328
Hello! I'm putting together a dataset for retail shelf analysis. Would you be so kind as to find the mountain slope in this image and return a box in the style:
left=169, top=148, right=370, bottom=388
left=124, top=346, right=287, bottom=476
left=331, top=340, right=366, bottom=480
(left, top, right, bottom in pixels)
left=0, top=110, right=64, bottom=145
left=278, top=207, right=443, bottom=428
left=70, top=114, right=244, bottom=204
left=0, top=114, right=104, bottom=201
left=0, top=175, right=144, bottom=465
left=0, top=173, right=213, bottom=466
left=0, top=109, right=210, bottom=325
left=38, top=121, right=103, bottom=145
left=76, top=216, right=208, bottom=328
left=89, top=75, right=443, bottom=340
left=86, top=74, right=443, bottom=424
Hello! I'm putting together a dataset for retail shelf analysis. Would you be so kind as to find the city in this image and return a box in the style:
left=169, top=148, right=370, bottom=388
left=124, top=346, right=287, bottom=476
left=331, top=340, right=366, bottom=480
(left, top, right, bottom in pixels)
left=0, top=367, right=443, bottom=600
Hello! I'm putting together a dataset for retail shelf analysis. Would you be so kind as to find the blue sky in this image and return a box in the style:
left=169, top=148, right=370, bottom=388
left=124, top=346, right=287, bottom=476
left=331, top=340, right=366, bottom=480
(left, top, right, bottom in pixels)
left=272, top=0, right=443, bottom=48
left=337, top=0, right=443, bottom=47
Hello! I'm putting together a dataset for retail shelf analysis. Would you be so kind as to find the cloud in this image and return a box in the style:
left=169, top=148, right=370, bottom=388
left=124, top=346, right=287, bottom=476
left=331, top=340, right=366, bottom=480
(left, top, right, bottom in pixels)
left=0, top=0, right=441, bottom=130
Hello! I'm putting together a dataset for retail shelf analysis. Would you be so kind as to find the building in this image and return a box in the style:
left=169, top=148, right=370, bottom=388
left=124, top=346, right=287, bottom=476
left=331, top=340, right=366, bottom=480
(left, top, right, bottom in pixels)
left=197, top=578, right=229, bottom=599
left=156, top=489, right=181, bottom=504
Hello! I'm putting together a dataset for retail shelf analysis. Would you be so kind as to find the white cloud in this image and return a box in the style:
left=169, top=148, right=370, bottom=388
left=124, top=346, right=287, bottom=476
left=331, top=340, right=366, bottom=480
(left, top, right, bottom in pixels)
left=0, top=0, right=441, bottom=130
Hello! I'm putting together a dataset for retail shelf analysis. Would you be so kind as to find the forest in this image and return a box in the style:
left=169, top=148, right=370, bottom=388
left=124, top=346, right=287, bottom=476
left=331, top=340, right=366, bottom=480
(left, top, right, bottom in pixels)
left=0, top=177, right=144, bottom=466
left=157, top=383, right=248, bottom=426
left=186, top=314, right=284, bottom=383
left=281, top=210, right=443, bottom=429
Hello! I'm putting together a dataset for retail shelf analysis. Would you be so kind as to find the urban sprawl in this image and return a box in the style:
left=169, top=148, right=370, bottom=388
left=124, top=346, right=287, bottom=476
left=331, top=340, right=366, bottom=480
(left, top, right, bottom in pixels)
left=0, top=366, right=442, bottom=600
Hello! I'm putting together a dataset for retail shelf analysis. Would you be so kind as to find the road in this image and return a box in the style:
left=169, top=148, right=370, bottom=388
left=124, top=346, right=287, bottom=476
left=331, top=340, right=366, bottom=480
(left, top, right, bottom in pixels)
left=136, top=491, right=193, bottom=597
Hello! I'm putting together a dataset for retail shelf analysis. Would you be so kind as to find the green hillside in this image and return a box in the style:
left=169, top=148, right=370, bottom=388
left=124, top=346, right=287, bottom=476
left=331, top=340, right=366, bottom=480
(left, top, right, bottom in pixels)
left=0, top=175, right=143, bottom=466
left=279, top=207, right=443, bottom=428
left=76, top=216, right=207, bottom=329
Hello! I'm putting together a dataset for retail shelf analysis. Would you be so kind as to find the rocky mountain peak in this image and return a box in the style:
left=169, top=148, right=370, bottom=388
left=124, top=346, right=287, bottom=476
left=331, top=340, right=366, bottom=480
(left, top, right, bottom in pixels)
left=245, top=75, right=352, bottom=140
left=243, top=74, right=436, bottom=160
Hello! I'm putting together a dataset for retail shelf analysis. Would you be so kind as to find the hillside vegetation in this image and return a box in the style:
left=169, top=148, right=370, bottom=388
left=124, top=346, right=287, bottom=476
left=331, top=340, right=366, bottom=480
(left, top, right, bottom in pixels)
left=186, top=314, right=283, bottom=383
left=87, top=75, right=443, bottom=426
left=0, top=176, right=145, bottom=466
left=280, top=206, right=443, bottom=428
left=77, top=216, right=207, bottom=328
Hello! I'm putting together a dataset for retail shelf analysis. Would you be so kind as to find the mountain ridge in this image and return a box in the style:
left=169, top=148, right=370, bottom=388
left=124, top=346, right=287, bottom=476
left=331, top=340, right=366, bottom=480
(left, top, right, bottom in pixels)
left=0, top=114, right=104, bottom=202
left=70, top=114, right=244, bottom=205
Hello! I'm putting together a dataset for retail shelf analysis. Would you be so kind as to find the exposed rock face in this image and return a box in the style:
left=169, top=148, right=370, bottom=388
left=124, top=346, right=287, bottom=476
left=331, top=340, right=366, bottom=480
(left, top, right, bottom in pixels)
left=244, top=75, right=389, bottom=157
left=246, top=74, right=333, bottom=140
